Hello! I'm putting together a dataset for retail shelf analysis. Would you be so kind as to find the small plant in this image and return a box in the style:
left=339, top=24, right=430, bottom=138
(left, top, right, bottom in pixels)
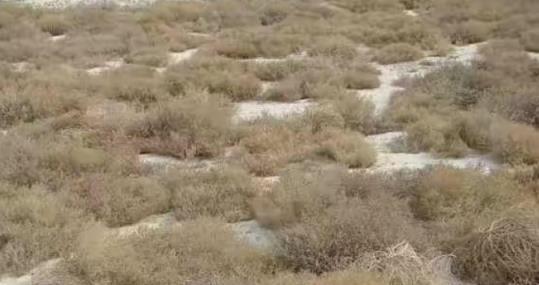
left=38, top=14, right=71, bottom=36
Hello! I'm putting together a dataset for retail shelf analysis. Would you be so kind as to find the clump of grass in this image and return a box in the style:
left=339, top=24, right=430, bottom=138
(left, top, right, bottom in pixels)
left=128, top=92, right=233, bottom=159
left=374, top=43, right=423, bottom=64
left=70, top=218, right=276, bottom=285
left=339, top=62, right=381, bottom=90
left=37, top=14, right=71, bottom=36
left=162, top=167, right=256, bottom=222
left=451, top=216, right=539, bottom=285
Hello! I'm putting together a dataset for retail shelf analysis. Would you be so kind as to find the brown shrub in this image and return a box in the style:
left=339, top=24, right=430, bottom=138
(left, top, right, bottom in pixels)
left=308, top=36, right=358, bottom=60
left=163, top=167, right=256, bottom=222
left=522, top=28, right=539, bottom=52
left=0, top=183, right=87, bottom=274
left=331, top=93, right=375, bottom=133
left=332, top=0, right=402, bottom=13
left=250, top=60, right=305, bottom=81
left=447, top=20, right=492, bottom=44
left=71, top=218, right=275, bottom=285
left=451, top=216, right=539, bottom=285
left=374, top=43, right=423, bottom=64
left=96, top=177, right=171, bottom=227
left=411, top=167, right=522, bottom=222
left=315, top=128, right=377, bottom=168
left=489, top=120, right=539, bottom=165
left=0, top=135, right=41, bottom=186
left=128, top=92, right=233, bottom=159
left=37, top=14, right=71, bottom=36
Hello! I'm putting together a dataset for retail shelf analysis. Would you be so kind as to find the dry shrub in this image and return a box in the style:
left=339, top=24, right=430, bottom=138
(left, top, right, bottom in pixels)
left=0, top=135, right=41, bottom=186
left=308, top=36, right=358, bottom=60
left=213, top=38, right=260, bottom=59
left=250, top=60, right=305, bottom=81
left=340, top=62, right=381, bottom=89
left=99, top=66, right=167, bottom=107
left=447, top=20, right=492, bottom=44
left=37, top=14, right=71, bottom=36
left=490, top=120, right=539, bottom=165
left=331, top=93, right=375, bottom=133
left=124, top=46, right=168, bottom=67
left=165, top=56, right=261, bottom=101
left=144, top=1, right=207, bottom=24
left=374, top=43, right=423, bottom=64
left=42, top=146, right=109, bottom=175
left=128, top=92, right=233, bottom=159
left=259, top=1, right=290, bottom=26
left=251, top=166, right=425, bottom=273
left=451, top=216, right=539, bottom=285
left=96, top=177, right=170, bottom=227
left=411, top=167, right=521, bottom=222
left=71, top=218, right=275, bottom=285
left=405, top=114, right=469, bottom=157
left=522, top=28, right=539, bottom=52
left=0, top=183, right=87, bottom=274
left=163, top=167, right=256, bottom=222
left=315, top=128, right=377, bottom=168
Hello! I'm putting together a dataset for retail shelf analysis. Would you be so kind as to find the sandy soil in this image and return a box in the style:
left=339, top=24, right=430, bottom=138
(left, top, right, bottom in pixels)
left=233, top=99, right=314, bottom=122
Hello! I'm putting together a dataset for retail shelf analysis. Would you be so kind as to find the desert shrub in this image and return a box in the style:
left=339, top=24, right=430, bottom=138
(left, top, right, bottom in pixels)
left=100, top=66, right=167, bottom=107
left=489, top=120, right=539, bottom=165
left=42, top=146, right=110, bottom=175
left=0, top=183, right=87, bottom=274
left=259, top=2, right=290, bottom=26
left=405, top=114, right=469, bottom=157
left=37, top=14, right=71, bottom=36
left=165, top=57, right=261, bottom=101
left=340, top=63, right=381, bottom=89
left=0, top=95, right=37, bottom=128
left=374, top=43, right=423, bottom=64
left=124, top=46, right=168, bottom=67
left=331, top=93, right=375, bottom=133
left=213, top=38, right=260, bottom=59
left=522, top=28, right=539, bottom=52
left=459, top=110, right=493, bottom=151
left=251, top=166, right=426, bottom=273
left=304, top=105, right=346, bottom=133
left=128, top=92, right=233, bottom=158
left=163, top=167, right=256, bottom=222
left=71, top=218, right=275, bottom=285
left=0, top=135, right=41, bottom=186
left=315, top=128, right=377, bottom=168
left=258, top=270, right=388, bottom=285
left=95, top=177, right=170, bottom=227
left=308, top=36, right=358, bottom=60
left=250, top=60, right=305, bottom=81
left=411, top=167, right=522, bottom=222
left=144, top=1, right=207, bottom=24
left=447, top=20, right=492, bottom=44
left=451, top=216, right=539, bottom=285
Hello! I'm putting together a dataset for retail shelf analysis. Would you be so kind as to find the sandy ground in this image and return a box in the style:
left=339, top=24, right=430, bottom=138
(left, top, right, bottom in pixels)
left=233, top=99, right=314, bottom=122
left=239, top=51, right=307, bottom=64
left=138, top=153, right=217, bottom=172
left=357, top=43, right=481, bottom=116
left=86, top=59, right=124, bottom=75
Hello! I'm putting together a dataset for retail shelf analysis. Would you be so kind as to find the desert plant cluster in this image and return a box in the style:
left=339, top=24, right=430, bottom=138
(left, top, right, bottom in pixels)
left=1, top=0, right=539, bottom=285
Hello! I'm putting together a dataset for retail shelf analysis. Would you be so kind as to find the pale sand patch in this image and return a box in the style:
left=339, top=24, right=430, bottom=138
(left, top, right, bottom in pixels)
left=49, top=35, right=67, bottom=42
left=10, top=62, right=34, bottom=73
left=233, top=99, right=314, bottom=122
left=528, top=51, right=539, bottom=61
left=404, top=10, right=419, bottom=17
left=138, top=153, right=217, bottom=173
left=168, top=48, right=199, bottom=65
left=86, top=59, right=124, bottom=75
left=240, top=51, right=307, bottom=64
left=357, top=43, right=482, bottom=115
left=365, top=131, right=501, bottom=174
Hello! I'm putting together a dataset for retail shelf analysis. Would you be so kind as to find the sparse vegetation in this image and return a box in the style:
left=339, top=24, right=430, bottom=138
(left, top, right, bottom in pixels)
left=3, top=1, right=539, bottom=284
